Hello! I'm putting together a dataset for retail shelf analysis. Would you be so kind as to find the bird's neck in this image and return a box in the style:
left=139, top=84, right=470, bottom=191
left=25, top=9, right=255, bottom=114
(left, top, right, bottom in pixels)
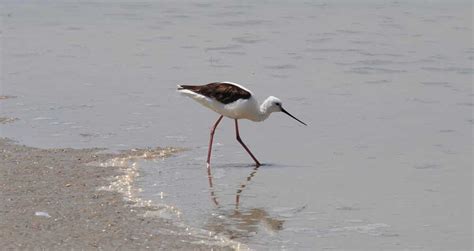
left=256, top=98, right=273, bottom=122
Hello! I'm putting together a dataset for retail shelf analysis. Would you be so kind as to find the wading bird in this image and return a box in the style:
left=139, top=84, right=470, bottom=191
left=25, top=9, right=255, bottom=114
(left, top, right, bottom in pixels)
left=178, top=82, right=306, bottom=167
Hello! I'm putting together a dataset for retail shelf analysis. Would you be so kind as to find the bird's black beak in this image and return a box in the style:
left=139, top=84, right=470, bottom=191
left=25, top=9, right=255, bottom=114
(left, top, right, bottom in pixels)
left=281, top=107, right=307, bottom=126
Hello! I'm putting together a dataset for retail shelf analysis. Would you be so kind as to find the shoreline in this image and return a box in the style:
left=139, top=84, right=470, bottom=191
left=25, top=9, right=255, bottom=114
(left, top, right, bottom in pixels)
left=0, top=137, right=233, bottom=250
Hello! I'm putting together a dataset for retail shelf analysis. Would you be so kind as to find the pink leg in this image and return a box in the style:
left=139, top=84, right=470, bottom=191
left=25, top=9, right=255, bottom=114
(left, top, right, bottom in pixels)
left=207, top=115, right=224, bottom=168
left=235, top=119, right=261, bottom=166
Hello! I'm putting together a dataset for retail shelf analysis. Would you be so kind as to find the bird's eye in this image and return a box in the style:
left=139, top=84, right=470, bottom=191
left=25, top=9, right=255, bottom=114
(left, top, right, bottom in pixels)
left=275, top=102, right=281, bottom=106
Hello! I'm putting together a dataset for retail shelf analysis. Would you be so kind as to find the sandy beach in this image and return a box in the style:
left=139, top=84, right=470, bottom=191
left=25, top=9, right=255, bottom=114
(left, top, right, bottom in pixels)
left=0, top=137, right=233, bottom=250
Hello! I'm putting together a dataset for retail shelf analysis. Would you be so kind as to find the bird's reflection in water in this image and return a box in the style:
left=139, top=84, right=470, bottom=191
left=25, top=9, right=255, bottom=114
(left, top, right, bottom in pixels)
left=206, top=164, right=219, bottom=206
left=235, top=166, right=259, bottom=209
left=205, top=164, right=284, bottom=239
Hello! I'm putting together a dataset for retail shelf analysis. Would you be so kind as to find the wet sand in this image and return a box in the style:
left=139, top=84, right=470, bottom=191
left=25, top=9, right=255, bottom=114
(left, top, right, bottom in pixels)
left=0, top=137, right=232, bottom=250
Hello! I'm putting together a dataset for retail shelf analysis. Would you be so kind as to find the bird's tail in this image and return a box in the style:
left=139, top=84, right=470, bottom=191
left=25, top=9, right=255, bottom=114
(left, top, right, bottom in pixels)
left=177, top=85, right=199, bottom=98
left=177, top=84, right=196, bottom=91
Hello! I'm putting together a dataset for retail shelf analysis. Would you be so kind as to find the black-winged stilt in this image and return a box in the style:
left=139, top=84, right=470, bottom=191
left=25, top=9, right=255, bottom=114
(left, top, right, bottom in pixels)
left=177, top=81, right=306, bottom=167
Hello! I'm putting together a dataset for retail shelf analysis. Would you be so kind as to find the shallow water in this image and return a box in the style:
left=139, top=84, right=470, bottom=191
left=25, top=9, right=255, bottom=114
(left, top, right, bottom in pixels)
left=1, top=1, right=472, bottom=250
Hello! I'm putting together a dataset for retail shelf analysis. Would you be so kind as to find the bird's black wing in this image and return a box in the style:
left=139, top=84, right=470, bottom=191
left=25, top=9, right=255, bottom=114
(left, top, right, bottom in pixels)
left=178, top=82, right=251, bottom=104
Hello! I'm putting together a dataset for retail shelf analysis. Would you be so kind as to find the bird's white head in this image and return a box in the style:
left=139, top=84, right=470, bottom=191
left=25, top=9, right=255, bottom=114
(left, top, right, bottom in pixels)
left=264, top=96, right=283, bottom=113
left=262, top=96, right=307, bottom=125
